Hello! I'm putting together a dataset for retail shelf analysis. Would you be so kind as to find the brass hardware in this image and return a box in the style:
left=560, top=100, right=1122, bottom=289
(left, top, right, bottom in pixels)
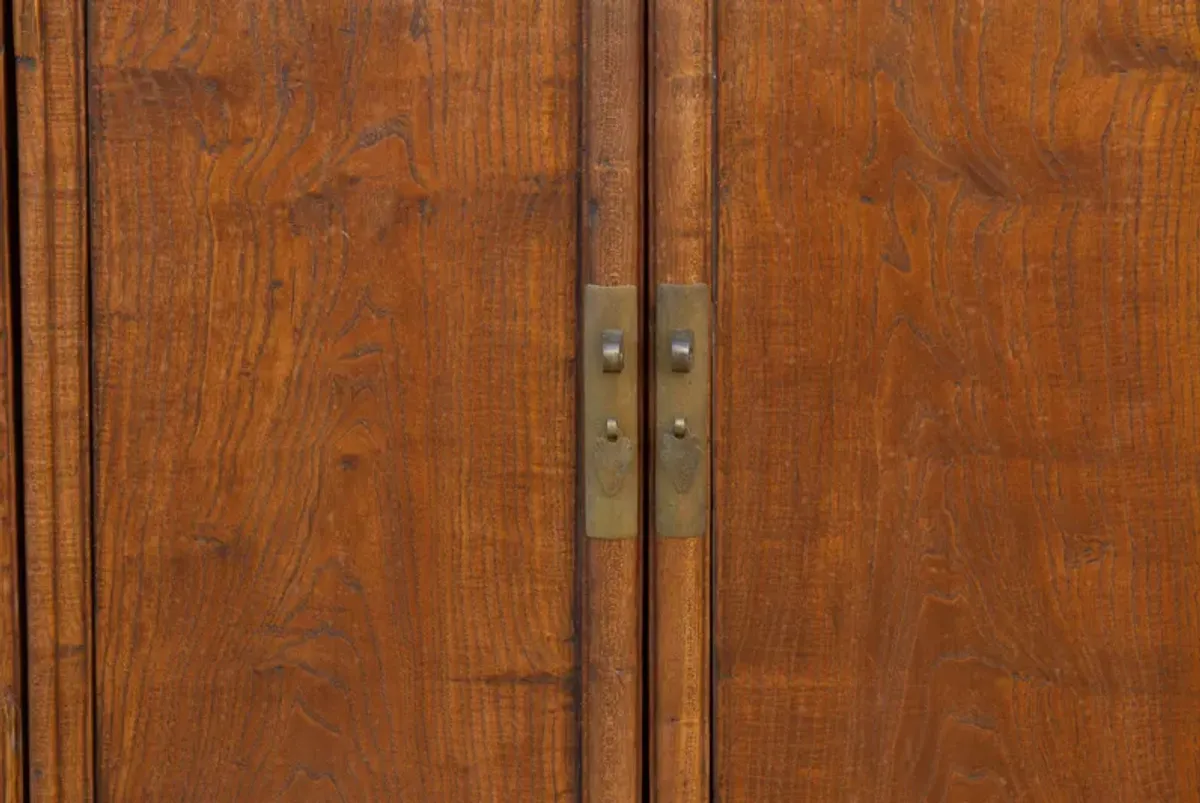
left=672, top=417, right=688, bottom=438
left=669, top=330, right=694, bottom=373
left=655, top=284, right=710, bottom=538
left=601, top=330, right=625, bottom=373
left=583, top=284, right=639, bottom=539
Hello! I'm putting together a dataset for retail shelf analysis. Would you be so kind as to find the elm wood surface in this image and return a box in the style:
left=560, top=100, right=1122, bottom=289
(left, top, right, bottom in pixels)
left=582, top=1, right=644, bottom=801
left=648, top=0, right=712, bottom=791
left=715, top=1, right=1200, bottom=800
left=14, top=0, right=93, bottom=799
left=0, top=4, right=21, bottom=798
left=89, top=0, right=581, bottom=799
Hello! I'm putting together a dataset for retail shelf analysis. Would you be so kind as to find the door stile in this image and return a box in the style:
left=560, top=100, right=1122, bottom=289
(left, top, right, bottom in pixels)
left=647, top=0, right=713, bottom=799
left=581, top=0, right=645, bottom=801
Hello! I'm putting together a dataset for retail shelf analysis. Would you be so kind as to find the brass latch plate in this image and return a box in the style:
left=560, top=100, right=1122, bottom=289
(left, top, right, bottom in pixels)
left=655, top=284, right=711, bottom=538
left=583, top=284, right=639, bottom=539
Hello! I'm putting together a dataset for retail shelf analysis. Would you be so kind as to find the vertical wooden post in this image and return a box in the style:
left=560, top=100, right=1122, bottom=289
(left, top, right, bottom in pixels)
left=0, top=2, right=23, bottom=797
left=581, top=0, right=644, bottom=800
left=648, top=0, right=712, bottom=799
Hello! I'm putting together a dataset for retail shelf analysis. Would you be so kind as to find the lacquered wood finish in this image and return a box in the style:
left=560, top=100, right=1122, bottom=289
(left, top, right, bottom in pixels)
left=89, top=0, right=581, bottom=798
left=14, top=0, right=93, bottom=798
left=582, top=0, right=645, bottom=800
left=715, top=2, right=1200, bottom=800
left=0, top=5, right=22, bottom=797
left=649, top=1, right=712, bottom=799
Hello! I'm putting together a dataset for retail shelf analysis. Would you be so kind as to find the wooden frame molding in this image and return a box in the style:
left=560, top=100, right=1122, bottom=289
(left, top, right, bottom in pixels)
left=14, top=0, right=93, bottom=799
left=0, top=2, right=23, bottom=797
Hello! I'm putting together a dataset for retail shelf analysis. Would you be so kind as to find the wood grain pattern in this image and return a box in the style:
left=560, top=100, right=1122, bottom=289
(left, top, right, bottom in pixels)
left=14, top=0, right=93, bottom=799
left=581, top=1, right=643, bottom=801
left=89, top=0, right=580, bottom=799
left=716, top=1, right=1200, bottom=800
left=0, top=5, right=22, bottom=798
left=649, top=0, right=711, bottom=800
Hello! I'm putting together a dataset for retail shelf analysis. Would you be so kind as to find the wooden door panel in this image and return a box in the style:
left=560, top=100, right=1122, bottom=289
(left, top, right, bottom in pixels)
left=89, top=1, right=579, bottom=799
left=715, top=2, right=1200, bottom=800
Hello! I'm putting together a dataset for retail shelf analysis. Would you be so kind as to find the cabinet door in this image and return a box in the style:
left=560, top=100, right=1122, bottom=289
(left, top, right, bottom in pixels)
left=82, top=1, right=578, bottom=799
left=714, top=2, right=1200, bottom=800
left=18, top=0, right=656, bottom=796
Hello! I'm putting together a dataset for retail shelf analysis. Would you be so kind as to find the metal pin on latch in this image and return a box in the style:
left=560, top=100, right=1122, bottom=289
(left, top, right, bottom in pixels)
left=668, top=332, right=692, bottom=442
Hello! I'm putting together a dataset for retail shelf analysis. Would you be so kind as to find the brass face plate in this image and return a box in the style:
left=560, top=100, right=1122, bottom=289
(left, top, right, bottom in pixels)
left=655, top=284, right=711, bottom=538
left=583, top=284, right=639, bottom=539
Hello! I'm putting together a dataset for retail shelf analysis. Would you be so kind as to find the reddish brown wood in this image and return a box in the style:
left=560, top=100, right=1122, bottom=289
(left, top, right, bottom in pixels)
left=581, top=542, right=640, bottom=803
left=89, top=0, right=581, bottom=798
left=716, top=1, right=1200, bottom=800
left=648, top=0, right=711, bottom=800
left=0, top=5, right=22, bottom=799
left=14, top=0, right=93, bottom=799
left=581, top=1, right=644, bottom=801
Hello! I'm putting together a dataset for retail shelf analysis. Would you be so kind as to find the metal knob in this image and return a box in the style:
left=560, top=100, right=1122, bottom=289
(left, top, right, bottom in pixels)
left=601, top=329, right=625, bottom=373
left=669, top=330, right=693, bottom=373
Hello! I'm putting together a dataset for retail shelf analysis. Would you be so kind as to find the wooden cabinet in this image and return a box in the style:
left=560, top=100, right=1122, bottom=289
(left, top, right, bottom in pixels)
left=2, top=1, right=1197, bottom=801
